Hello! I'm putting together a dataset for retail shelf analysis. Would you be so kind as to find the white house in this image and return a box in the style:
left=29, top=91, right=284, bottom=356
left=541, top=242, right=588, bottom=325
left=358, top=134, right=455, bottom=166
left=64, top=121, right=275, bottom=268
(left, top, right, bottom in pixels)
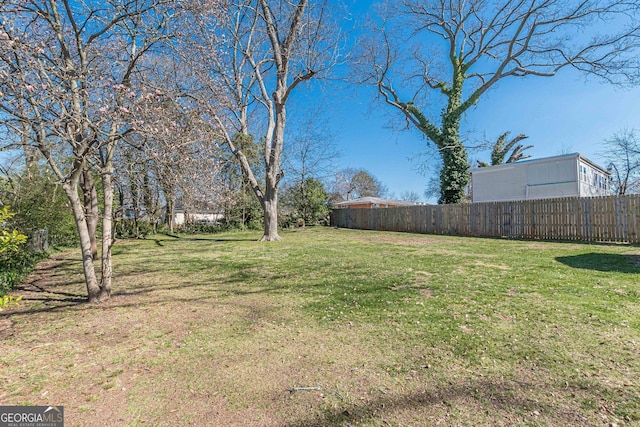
left=470, top=153, right=610, bottom=203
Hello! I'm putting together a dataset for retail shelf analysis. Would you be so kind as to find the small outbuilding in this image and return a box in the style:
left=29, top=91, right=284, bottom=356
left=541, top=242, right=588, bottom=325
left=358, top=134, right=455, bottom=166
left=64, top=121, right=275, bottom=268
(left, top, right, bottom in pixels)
left=470, top=153, right=610, bottom=203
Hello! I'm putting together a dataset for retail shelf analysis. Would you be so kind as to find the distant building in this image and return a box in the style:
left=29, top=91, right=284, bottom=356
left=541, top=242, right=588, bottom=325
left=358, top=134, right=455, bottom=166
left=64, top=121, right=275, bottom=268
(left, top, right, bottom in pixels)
left=163, top=205, right=224, bottom=226
left=470, top=153, right=610, bottom=203
left=332, top=197, right=422, bottom=209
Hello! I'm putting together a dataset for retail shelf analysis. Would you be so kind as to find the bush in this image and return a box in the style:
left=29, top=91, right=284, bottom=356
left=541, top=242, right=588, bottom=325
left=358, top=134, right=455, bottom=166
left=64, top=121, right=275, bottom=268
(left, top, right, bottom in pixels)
left=0, top=207, right=46, bottom=297
left=279, top=178, right=330, bottom=227
left=115, top=219, right=156, bottom=239
left=0, top=249, right=46, bottom=296
left=0, top=206, right=27, bottom=254
left=179, top=222, right=226, bottom=234
left=2, top=168, right=77, bottom=247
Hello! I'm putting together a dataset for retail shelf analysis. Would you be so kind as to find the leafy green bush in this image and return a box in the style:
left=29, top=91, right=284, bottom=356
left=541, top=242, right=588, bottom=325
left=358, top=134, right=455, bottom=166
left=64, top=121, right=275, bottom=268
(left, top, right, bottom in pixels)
left=279, top=178, right=330, bottom=227
left=0, top=206, right=46, bottom=297
left=2, top=168, right=77, bottom=247
left=1, top=206, right=27, bottom=253
left=115, top=219, right=155, bottom=239
left=0, top=247, right=47, bottom=296
left=0, top=295, right=22, bottom=311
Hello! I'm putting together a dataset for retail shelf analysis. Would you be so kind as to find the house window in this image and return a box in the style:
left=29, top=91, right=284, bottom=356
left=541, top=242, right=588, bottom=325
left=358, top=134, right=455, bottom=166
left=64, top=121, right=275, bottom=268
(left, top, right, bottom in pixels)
left=596, top=174, right=610, bottom=191
left=580, top=165, right=588, bottom=182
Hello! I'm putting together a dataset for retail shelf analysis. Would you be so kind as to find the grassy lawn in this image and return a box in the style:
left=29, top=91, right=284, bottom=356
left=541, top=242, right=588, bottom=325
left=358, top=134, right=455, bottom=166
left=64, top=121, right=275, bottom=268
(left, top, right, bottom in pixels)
left=1, top=227, right=639, bottom=426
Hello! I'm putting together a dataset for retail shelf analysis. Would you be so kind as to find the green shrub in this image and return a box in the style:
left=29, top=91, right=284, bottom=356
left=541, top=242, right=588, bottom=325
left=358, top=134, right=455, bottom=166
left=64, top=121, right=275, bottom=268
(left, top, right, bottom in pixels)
left=0, top=248, right=47, bottom=296
left=179, top=222, right=225, bottom=234
left=2, top=168, right=77, bottom=247
left=0, top=207, right=46, bottom=297
left=0, top=294, right=22, bottom=311
left=115, top=219, right=155, bottom=239
left=0, top=206, right=27, bottom=253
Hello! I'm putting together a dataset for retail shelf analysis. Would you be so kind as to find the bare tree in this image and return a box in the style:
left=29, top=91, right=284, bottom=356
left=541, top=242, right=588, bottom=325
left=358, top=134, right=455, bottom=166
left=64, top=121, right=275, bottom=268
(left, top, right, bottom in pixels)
left=0, top=0, right=174, bottom=302
left=399, top=190, right=421, bottom=202
left=330, top=168, right=387, bottom=202
left=359, top=0, right=640, bottom=204
left=602, top=129, right=640, bottom=195
left=175, top=0, right=343, bottom=241
left=284, top=111, right=340, bottom=185
left=282, top=110, right=339, bottom=224
left=118, top=54, right=232, bottom=234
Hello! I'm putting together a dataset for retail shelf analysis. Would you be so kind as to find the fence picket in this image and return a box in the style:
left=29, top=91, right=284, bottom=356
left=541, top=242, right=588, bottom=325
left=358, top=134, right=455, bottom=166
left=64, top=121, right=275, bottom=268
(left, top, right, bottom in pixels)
left=330, top=195, right=640, bottom=243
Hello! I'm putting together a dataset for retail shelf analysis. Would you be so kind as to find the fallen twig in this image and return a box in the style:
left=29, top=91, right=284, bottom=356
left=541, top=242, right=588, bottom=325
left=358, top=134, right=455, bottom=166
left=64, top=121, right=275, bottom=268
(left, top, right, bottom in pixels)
left=289, top=386, right=321, bottom=393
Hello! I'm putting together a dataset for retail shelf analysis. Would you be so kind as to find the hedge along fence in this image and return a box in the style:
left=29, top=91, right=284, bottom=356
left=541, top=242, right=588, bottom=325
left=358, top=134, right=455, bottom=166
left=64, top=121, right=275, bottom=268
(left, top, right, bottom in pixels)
left=330, top=194, right=640, bottom=244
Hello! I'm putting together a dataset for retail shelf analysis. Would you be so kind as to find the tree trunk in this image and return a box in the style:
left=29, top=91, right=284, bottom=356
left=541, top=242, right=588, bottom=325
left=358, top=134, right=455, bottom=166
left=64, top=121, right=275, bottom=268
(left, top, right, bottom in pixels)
left=260, top=183, right=281, bottom=241
left=81, top=168, right=99, bottom=260
left=438, top=112, right=469, bottom=204
left=437, top=76, right=469, bottom=204
left=259, top=93, right=286, bottom=241
left=21, top=119, right=37, bottom=177
left=101, top=166, right=114, bottom=298
left=439, top=139, right=469, bottom=204
left=161, top=181, right=175, bottom=233
left=63, top=182, right=106, bottom=303
left=166, top=197, right=175, bottom=233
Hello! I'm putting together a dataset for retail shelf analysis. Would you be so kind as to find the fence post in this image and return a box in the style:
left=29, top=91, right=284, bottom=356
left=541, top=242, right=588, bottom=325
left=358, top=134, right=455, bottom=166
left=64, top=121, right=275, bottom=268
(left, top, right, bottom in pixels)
left=29, top=228, right=49, bottom=253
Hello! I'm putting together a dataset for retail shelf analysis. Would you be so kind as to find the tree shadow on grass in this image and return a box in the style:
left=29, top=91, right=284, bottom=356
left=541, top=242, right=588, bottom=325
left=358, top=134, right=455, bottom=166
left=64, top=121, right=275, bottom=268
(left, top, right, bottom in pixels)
left=157, top=233, right=258, bottom=243
left=0, top=253, right=288, bottom=319
left=283, top=377, right=596, bottom=427
left=556, top=253, right=640, bottom=273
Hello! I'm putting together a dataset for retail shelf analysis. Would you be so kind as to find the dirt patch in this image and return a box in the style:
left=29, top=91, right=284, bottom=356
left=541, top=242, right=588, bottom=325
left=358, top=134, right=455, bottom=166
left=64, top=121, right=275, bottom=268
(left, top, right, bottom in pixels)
left=0, top=318, right=12, bottom=338
left=345, top=230, right=458, bottom=247
left=473, top=260, right=511, bottom=270
left=0, top=251, right=241, bottom=426
left=419, top=289, right=434, bottom=298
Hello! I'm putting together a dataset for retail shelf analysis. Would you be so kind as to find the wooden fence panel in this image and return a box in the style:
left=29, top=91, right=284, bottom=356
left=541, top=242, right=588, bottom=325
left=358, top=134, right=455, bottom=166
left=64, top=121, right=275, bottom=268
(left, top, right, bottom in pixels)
left=330, top=194, right=640, bottom=243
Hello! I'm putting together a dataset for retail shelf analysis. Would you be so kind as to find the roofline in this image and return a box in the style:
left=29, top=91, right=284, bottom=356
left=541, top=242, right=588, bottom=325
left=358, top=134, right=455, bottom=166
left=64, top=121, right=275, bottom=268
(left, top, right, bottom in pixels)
left=332, top=197, right=420, bottom=207
left=470, top=152, right=610, bottom=176
left=578, top=154, right=611, bottom=175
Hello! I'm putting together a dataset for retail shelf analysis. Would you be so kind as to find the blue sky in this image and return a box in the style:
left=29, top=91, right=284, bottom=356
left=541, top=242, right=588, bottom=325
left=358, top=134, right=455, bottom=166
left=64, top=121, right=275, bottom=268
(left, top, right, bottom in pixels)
left=325, top=70, right=640, bottom=203
left=2, top=0, right=638, bottom=206
left=311, top=1, right=640, bottom=203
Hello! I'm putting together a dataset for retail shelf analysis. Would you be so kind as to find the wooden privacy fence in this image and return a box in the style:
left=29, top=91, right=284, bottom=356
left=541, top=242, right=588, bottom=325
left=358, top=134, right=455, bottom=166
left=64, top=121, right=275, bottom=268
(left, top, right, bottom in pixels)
left=330, top=194, right=640, bottom=244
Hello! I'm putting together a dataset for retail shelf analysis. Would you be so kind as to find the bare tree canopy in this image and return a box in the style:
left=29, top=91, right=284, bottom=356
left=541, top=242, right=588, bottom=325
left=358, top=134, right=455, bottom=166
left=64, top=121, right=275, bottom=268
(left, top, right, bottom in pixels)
left=358, top=0, right=640, bottom=203
left=175, top=0, right=344, bottom=241
left=330, top=168, right=387, bottom=202
left=602, top=128, right=640, bottom=195
left=283, top=111, right=340, bottom=185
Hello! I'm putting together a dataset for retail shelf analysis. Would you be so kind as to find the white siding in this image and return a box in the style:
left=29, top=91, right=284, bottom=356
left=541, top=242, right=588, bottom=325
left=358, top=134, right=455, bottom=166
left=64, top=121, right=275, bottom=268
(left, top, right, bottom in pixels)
left=174, top=212, right=185, bottom=226
left=525, top=157, right=579, bottom=199
left=578, top=159, right=610, bottom=197
left=472, top=165, right=528, bottom=202
left=471, top=153, right=608, bottom=203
